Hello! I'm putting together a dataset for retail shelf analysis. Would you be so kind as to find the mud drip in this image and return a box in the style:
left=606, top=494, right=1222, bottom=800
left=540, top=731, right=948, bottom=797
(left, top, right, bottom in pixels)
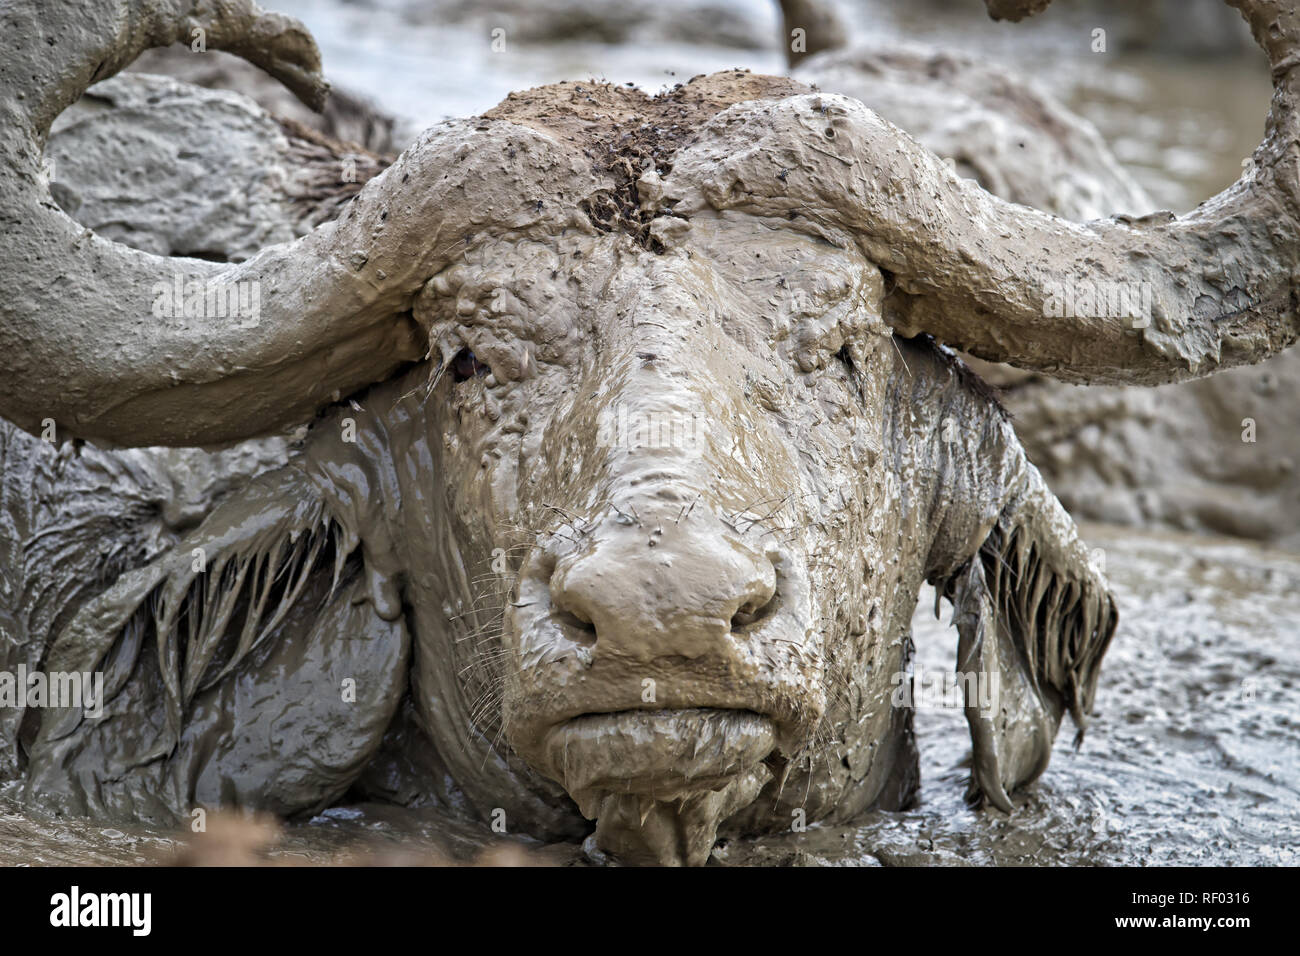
left=541, top=709, right=776, bottom=864
left=589, top=766, right=772, bottom=866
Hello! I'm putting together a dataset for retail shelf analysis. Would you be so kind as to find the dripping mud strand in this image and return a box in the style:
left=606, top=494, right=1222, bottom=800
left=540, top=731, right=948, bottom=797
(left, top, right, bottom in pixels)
left=974, top=516, right=1117, bottom=738
left=36, top=489, right=353, bottom=771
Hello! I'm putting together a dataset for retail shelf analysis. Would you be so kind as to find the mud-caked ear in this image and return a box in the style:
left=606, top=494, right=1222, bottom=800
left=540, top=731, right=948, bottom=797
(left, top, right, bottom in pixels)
left=941, top=496, right=1117, bottom=812
left=33, top=466, right=337, bottom=750
left=25, top=461, right=408, bottom=820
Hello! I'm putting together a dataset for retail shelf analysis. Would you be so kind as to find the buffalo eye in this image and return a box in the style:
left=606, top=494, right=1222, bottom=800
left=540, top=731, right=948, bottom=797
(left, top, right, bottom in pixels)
left=452, top=348, right=490, bottom=382
left=835, top=345, right=856, bottom=374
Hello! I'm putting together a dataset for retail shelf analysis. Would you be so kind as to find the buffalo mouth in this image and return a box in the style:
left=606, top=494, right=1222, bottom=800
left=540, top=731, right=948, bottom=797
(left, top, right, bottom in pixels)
left=541, top=707, right=777, bottom=817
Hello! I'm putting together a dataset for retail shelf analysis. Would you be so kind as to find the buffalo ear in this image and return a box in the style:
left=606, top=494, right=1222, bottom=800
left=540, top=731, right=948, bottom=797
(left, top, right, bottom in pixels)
left=942, top=512, right=1117, bottom=811
left=24, top=460, right=410, bottom=820
left=30, top=465, right=343, bottom=763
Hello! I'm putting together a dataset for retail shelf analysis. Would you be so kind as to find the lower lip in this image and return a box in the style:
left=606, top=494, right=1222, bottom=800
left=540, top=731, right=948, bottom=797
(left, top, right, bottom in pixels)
left=541, top=707, right=777, bottom=799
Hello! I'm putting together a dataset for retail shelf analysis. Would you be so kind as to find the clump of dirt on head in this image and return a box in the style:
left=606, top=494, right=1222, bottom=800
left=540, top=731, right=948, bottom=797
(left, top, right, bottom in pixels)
left=482, top=71, right=811, bottom=250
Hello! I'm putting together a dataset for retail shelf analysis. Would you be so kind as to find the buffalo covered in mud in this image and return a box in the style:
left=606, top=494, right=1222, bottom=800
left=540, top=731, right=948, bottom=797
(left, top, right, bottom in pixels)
left=2, top=0, right=1299, bottom=866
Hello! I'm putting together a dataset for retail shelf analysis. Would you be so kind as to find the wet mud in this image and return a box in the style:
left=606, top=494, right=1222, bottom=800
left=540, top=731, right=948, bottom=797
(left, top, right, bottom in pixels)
left=2, top=0, right=1295, bottom=867
left=5, top=523, right=1295, bottom=866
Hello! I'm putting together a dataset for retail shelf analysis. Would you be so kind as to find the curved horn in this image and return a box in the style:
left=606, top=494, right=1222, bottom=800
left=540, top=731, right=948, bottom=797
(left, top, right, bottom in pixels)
left=0, top=0, right=592, bottom=446
left=669, top=0, right=1300, bottom=386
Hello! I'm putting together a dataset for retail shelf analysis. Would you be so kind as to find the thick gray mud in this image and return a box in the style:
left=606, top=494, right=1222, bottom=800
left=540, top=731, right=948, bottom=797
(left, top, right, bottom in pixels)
left=2, top=0, right=1291, bottom=868
left=4, top=524, right=1295, bottom=866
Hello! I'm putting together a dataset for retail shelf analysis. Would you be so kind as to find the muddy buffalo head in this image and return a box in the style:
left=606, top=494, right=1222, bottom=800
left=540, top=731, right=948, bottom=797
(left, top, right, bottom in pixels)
left=285, top=77, right=1115, bottom=862
left=413, top=215, right=894, bottom=862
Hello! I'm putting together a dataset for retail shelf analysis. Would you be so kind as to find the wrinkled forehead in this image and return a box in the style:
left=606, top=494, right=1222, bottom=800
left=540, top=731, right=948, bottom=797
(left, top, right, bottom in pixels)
left=415, top=214, right=887, bottom=354
left=640, top=214, right=888, bottom=347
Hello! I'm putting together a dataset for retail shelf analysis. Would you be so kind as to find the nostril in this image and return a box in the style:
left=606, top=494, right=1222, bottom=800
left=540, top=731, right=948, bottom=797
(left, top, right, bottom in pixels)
left=451, top=347, right=489, bottom=382
left=553, top=606, right=598, bottom=645
left=731, top=593, right=779, bottom=632
left=546, top=557, right=598, bottom=645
